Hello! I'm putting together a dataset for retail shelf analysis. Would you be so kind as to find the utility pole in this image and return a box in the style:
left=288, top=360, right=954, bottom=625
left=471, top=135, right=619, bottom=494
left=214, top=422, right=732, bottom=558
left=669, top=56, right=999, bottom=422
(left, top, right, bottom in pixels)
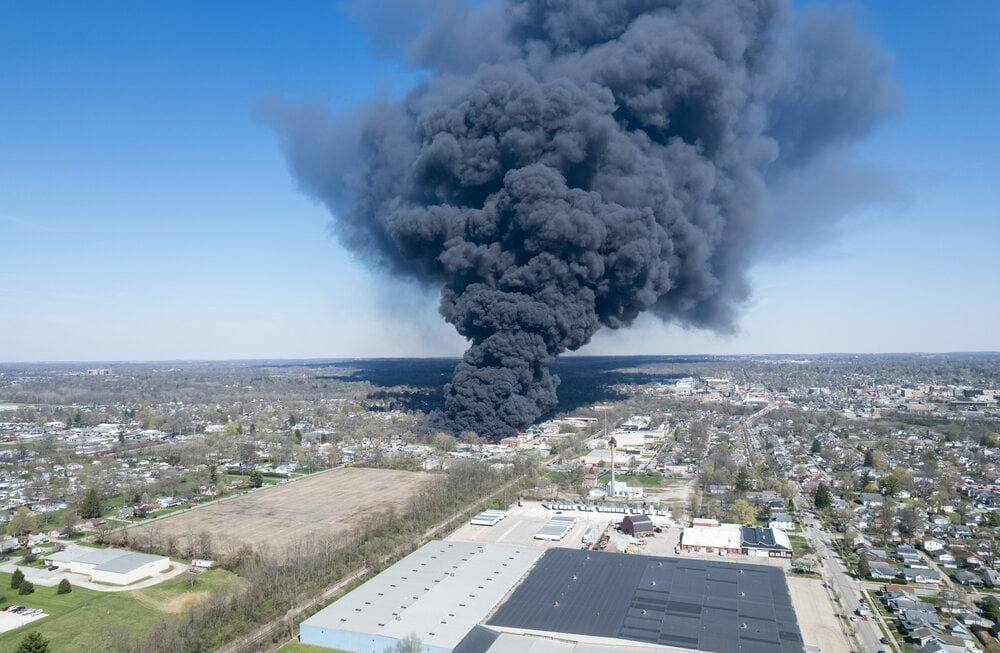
left=609, top=434, right=617, bottom=499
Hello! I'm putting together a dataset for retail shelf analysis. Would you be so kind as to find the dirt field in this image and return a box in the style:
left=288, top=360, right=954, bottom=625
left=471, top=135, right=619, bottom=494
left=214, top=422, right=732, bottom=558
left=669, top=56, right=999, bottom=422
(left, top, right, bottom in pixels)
left=127, top=467, right=433, bottom=556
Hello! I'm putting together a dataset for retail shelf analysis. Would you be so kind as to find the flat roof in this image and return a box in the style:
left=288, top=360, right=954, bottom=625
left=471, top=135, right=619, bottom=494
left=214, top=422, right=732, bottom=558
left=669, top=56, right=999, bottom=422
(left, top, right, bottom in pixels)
left=487, top=549, right=803, bottom=653
left=45, top=547, right=168, bottom=574
left=681, top=526, right=742, bottom=550
left=93, top=551, right=166, bottom=573
left=301, top=541, right=542, bottom=650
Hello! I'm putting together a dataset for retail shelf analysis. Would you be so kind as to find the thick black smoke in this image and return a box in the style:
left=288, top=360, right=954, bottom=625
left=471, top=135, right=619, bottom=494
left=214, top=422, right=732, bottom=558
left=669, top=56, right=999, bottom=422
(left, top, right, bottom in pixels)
left=272, top=0, right=898, bottom=438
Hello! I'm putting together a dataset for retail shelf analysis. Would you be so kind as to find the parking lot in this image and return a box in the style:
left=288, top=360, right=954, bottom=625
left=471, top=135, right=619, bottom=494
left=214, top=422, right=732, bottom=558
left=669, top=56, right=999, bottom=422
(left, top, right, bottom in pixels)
left=451, top=501, right=793, bottom=568
left=0, top=607, right=46, bottom=634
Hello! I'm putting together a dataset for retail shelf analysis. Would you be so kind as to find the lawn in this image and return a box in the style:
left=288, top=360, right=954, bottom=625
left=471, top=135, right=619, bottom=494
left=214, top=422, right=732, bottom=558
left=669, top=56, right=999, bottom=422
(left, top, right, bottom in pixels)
left=275, top=643, right=351, bottom=653
left=787, top=535, right=814, bottom=559
left=0, top=568, right=240, bottom=651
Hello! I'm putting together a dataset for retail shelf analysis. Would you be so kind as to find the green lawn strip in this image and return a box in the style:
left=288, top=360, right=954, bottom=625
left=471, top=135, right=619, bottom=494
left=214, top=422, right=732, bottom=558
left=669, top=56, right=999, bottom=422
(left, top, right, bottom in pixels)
left=275, top=643, right=351, bottom=653
left=787, top=535, right=814, bottom=558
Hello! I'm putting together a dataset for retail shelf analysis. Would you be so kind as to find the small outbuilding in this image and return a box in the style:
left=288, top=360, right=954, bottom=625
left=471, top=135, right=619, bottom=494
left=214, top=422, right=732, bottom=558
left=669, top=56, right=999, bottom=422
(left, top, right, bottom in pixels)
left=621, top=514, right=654, bottom=536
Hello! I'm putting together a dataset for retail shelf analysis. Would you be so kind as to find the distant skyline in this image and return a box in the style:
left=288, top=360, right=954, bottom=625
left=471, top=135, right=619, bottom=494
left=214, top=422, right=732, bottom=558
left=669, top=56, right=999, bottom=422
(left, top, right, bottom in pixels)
left=2, top=1, right=998, bottom=362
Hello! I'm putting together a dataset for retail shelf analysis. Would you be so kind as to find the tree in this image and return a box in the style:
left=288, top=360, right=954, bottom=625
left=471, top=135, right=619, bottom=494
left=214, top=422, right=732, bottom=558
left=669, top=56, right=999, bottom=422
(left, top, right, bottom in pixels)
left=875, top=498, right=897, bottom=546
left=857, top=555, right=871, bottom=579
left=898, top=506, right=921, bottom=543
left=878, top=473, right=902, bottom=497
left=729, top=499, right=756, bottom=525
left=813, top=483, right=832, bottom=510
left=863, top=449, right=876, bottom=468
left=18, top=580, right=34, bottom=595
left=389, top=634, right=422, bottom=653
left=61, top=510, right=79, bottom=536
left=248, top=471, right=264, bottom=488
left=811, top=439, right=823, bottom=454
left=7, top=507, right=38, bottom=538
left=11, top=568, right=24, bottom=589
left=734, top=468, right=752, bottom=492
left=80, top=487, right=102, bottom=519
left=15, top=632, right=49, bottom=653
left=57, top=579, right=72, bottom=595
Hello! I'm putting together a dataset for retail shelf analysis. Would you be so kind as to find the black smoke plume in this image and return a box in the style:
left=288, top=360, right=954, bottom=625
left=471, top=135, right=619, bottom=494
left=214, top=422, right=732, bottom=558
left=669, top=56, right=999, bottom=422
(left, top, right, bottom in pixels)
left=271, top=0, right=899, bottom=438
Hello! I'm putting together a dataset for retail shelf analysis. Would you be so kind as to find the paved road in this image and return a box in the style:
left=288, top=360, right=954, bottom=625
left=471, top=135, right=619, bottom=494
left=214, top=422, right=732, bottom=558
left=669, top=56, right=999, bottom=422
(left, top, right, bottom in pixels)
left=800, top=518, right=890, bottom=653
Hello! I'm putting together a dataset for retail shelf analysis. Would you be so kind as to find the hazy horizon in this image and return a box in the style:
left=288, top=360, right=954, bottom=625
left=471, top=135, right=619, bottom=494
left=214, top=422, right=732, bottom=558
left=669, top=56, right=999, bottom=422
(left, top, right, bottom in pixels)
left=3, top=1, right=997, bottom=362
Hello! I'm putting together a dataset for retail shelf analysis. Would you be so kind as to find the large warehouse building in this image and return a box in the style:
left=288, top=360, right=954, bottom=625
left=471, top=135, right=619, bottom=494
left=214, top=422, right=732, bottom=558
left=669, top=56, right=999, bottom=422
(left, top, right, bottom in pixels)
left=301, top=543, right=803, bottom=653
left=299, top=542, right=541, bottom=652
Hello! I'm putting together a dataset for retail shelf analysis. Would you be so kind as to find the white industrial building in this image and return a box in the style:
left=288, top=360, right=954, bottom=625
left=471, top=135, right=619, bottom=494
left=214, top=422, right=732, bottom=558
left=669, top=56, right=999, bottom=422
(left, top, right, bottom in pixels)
left=44, top=547, right=170, bottom=585
left=299, top=541, right=542, bottom=653
left=606, top=480, right=644, bottom=499
left=680, top=526, right=743, bottom=555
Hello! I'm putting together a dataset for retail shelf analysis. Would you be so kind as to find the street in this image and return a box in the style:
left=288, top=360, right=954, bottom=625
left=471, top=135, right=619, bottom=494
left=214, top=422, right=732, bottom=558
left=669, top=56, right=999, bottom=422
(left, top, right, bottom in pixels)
left=800, top=516, right=894, bottom=653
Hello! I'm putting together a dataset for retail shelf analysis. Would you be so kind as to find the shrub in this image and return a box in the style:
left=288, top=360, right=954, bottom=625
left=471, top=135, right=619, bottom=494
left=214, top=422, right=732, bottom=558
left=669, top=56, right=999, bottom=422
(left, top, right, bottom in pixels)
left=57, top=579, right=72, bottom=594
left=18, top=580, right=34, bottom=595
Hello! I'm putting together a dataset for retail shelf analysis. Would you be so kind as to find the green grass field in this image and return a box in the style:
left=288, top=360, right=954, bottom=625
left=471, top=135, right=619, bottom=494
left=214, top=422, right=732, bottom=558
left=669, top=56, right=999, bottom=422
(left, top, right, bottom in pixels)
left=787, top=535, right=814, bottom=559
left=0, top=568, right=240, bottom=651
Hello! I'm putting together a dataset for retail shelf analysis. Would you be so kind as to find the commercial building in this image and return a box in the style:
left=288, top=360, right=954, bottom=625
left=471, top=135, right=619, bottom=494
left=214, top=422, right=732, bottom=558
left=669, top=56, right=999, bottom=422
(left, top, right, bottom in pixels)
left=680, top=526, right=743, bottom=555
left=299, top=541, right=542, bottom=653
left=740, top=527, right=793, bottom=559
left=301, top=545, right=803, bottom=653
left=681, top=525, right=791, bottom=559
left=485, top=548, right=803, bottom=653
left=44, top=547, right=170, bottom=585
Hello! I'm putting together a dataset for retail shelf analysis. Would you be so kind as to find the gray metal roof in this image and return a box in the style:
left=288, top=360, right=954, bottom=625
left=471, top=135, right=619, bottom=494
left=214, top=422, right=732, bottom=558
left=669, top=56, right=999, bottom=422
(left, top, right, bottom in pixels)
left=487, top=548, right=803, bottom=653
left=301, top=541, right=542, bottom=650
left=93, top=551, right=166, bottom=573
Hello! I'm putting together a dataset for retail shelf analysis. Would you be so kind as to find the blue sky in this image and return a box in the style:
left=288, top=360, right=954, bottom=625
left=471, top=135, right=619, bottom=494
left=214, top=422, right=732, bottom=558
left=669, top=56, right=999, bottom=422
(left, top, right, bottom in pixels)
left=1, top=1, right=997, bottom=362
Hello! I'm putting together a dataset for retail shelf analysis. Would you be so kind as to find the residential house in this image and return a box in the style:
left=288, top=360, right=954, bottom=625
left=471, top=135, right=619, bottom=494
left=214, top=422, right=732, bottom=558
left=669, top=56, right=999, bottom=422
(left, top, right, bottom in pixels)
left=902, top=567, right=942, bottom=584
left=954, top=570, right=983, bottom=586
left=922, top=538, right=945, bottom=552
left=869, top=561, right=899, bottom=580
left=768, top=513, right=795, bottom=531
left=859, top=492, right=885, bottom=507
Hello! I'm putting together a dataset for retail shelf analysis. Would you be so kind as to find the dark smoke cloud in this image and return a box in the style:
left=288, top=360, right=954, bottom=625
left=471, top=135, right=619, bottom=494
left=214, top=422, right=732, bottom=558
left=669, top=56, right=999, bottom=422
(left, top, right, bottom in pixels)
left=270, top=0, right=899, bottom=438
